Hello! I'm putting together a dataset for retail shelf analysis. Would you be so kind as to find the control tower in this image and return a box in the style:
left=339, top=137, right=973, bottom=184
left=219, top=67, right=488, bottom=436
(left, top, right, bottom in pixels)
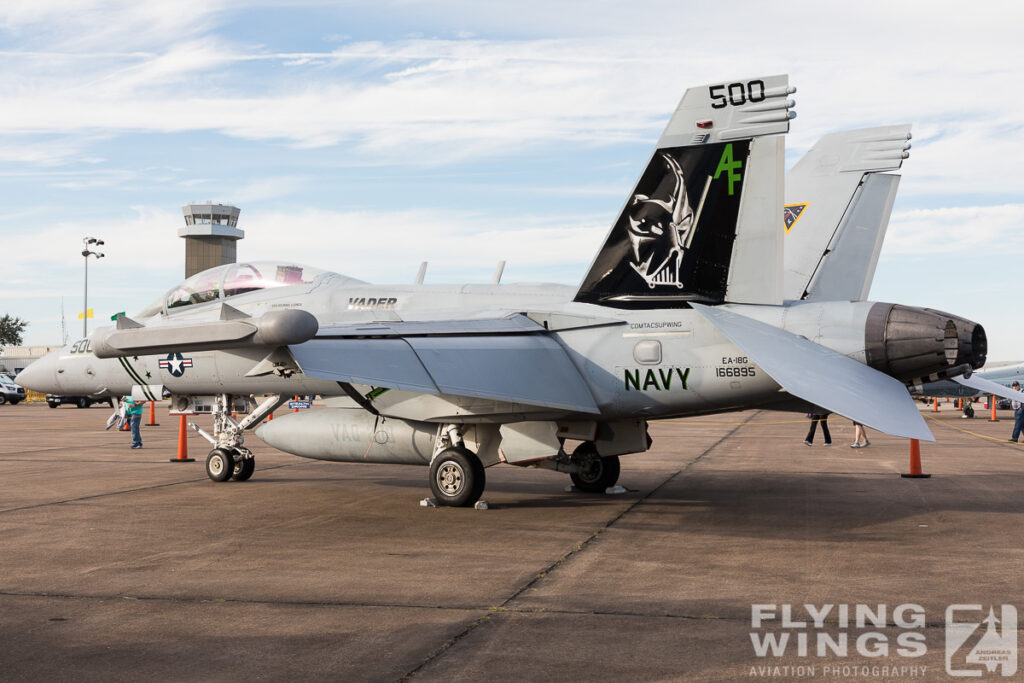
left=179, top=202, right=244, bottom=278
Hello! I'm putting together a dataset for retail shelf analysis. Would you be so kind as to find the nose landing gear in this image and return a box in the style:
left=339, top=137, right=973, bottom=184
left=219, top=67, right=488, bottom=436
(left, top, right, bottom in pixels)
left=190, top=393, right=289, bottom=483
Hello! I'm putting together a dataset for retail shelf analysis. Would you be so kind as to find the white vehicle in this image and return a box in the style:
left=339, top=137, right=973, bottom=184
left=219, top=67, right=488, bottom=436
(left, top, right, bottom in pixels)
left=0, top=373, right=26, bottom=405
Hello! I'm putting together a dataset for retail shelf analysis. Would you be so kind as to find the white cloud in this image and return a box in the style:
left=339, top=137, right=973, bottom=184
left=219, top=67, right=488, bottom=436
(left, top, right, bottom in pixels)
left=3, top=0, right=1024, bottom=356
left=0, top=1, right=229, bottom=51
left=883, top=204, right=1024, bottom=256
left=0, top=21, right=1022, bottom=195
left=217, top=207, right=607, bottom=283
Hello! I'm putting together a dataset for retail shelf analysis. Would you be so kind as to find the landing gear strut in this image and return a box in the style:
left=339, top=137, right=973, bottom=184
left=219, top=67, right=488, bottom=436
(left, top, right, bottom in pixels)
left=190, top=393, right=289, bottom=483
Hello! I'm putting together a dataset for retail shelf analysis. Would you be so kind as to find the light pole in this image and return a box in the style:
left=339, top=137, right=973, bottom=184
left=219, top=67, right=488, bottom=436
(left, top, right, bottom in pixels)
left=82, top=237, right=104, bottom=337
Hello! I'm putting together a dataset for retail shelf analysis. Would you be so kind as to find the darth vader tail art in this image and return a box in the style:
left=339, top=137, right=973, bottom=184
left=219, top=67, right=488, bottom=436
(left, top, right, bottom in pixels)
left=575, top=75, right=796, bottom=308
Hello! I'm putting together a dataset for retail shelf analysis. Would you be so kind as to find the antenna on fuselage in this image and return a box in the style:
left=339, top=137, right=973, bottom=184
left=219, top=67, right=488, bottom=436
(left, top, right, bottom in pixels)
left=415, top=261, right=428, bottom=285
left=60, top=298, right=68, bottom=345
left=491, top=261, right=506, bottom=284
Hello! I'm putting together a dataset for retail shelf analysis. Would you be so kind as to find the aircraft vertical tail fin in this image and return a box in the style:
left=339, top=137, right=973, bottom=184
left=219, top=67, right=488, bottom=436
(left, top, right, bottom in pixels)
left=575, top=75, right=795, bottom=308
left=783, top=125, right=912, bottom=301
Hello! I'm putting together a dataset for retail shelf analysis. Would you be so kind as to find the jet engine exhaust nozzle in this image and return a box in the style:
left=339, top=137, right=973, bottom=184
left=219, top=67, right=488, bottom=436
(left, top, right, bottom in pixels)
left=864, top=303, right=986, bottom=382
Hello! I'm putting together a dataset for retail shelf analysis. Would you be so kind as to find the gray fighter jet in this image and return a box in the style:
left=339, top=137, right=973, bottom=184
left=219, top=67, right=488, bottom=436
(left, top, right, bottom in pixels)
left=18, top=74, right=988, bottom=507
left=911, top=361, right=1024, bottom=416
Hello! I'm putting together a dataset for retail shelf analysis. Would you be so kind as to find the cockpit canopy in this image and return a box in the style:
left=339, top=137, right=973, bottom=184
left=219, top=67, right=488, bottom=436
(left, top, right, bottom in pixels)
left=136, top=262, right=358, bottom=318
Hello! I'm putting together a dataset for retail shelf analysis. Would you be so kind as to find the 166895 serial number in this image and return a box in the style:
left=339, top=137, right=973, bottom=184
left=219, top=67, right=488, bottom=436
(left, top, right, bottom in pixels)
left=715, top=366, right=756, bottom=378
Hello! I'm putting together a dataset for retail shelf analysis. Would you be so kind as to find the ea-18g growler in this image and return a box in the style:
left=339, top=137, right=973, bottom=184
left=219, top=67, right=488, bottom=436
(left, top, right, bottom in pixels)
left=18, top=74, right=986, bottom=507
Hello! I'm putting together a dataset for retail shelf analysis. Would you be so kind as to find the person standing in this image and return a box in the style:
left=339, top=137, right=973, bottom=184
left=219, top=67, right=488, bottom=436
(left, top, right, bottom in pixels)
left=805, top=411, right=832, bottom=446
left=1010, top=382, right=1024, bottom=443
left=851, top=421, right=870, bottom=448
left=123, top=394, right=146, bottom=449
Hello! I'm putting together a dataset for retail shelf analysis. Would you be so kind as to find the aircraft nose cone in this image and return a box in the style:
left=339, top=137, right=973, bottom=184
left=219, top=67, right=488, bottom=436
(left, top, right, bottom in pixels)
left=15, top=351, right=59, bottom=393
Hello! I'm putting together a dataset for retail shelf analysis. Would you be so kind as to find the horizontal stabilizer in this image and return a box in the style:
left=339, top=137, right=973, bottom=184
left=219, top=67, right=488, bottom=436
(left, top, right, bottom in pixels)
left=692, top=304, right=934, bottom=441
left=290, top=334, right=600, bottom=414
left=953, top=374, right=1024, bottom=403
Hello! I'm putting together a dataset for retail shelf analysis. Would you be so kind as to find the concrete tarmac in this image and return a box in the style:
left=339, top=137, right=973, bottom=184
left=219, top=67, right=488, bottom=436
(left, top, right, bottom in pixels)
left=1, top=400, right=1021, bottom=681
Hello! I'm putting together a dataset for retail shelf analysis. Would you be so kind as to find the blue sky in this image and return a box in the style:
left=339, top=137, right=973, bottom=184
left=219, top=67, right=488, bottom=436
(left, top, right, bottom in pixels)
left=1, top=1, right=1023, bottom=359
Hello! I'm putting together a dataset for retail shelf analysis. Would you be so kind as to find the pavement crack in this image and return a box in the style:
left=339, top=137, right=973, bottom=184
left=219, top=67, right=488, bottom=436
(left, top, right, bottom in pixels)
left=399, top=411, right=759, bottom=680
left=499, top=409, right=759, bottom=607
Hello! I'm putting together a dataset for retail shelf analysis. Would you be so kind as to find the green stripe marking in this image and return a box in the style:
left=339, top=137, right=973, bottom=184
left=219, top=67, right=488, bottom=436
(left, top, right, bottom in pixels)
left=118, top=357, right=156, bottom=401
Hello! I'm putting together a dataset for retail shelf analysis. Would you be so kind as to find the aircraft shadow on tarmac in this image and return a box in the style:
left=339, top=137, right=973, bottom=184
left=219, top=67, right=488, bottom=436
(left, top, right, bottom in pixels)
left=218, top=461, right=1024, bottom=535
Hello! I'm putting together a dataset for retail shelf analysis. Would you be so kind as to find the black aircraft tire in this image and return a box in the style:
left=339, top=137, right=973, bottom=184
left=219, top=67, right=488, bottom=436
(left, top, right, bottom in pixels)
left=232, top=456, right=255, bottom=482
left=429, top=447, right=485, bottom=507
left=206, top=449, right=234, bottom=482
left=76, top=397, right=88, bottom=409
left=570, top=442, right=621, bottom=493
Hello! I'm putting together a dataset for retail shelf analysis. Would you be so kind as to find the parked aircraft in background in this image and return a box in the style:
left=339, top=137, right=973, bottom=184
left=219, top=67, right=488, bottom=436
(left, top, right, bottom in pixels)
left=17, top=74, right=988, bottom=507
left=912, top=361, right=1024, bottom=417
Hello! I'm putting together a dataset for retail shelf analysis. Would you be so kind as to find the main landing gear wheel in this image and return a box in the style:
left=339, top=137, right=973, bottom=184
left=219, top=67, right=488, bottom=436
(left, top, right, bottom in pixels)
left=76, top=397, right=88, bottom=409
left=206, top=448, right=234, bottom=482
left=570, top=442, right=621, bottom=493
left=232, top=456, right=255, bottom=482
left=429, top=447, right=486, bottom=507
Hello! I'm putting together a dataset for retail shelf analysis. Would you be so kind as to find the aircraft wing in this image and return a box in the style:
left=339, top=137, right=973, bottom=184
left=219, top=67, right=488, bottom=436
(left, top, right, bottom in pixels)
left=289, top=316, right=602, bottom=414
left=953, top=374, right=1024, bottom=403
left=692, top=303, right=933, bottom=441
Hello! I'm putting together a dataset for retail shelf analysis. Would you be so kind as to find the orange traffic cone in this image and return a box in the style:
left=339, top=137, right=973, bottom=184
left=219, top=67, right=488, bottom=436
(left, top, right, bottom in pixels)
left=170, top=414, right=195, bottom=462
left=146, top=400, right=159, bottom=427
left=901, top=439, right=931, bottom=478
